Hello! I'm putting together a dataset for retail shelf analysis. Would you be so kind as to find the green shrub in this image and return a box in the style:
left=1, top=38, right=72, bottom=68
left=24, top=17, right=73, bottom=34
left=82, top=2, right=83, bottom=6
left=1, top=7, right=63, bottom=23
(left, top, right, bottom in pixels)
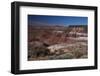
left=80, top=55, right=88, bottom=58
left=55, top=53, right=74, bottom=59
left=71, top=48, right=84, bottom=58
left=48, top=53, right=74, bottom=60
left=48, top=55, right=57, bottom=60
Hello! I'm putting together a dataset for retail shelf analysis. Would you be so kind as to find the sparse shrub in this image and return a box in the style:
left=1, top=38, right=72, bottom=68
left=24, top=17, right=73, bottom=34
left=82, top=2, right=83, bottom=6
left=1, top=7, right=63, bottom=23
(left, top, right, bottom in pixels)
left=36, top=47, right=50, bottom=57
left=29, top=46, right=50, bottom=58
left=54, top=49, right=64, bottom=55
left=80, top=55, right=88, bottom=58
left=71, top=48, right=84, bottom=58
left=48, top=53, right=74, bottom=60
left=28, top=50, right=33, bottom=58
left=48, top=55, right=57, bottom=60
left=55, top=53, right=74, bottom=59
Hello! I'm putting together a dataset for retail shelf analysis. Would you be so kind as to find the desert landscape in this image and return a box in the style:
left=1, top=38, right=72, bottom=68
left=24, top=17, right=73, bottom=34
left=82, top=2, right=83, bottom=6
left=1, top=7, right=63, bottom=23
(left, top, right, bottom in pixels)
left=28, top=15, right=88, bottom=61
left=28, top=24, right=88, bottom=61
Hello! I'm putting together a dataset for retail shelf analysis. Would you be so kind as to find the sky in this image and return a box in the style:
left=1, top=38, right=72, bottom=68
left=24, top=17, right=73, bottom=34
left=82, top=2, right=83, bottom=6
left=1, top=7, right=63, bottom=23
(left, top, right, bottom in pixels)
left=28, top=15, right=88, bottom=26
